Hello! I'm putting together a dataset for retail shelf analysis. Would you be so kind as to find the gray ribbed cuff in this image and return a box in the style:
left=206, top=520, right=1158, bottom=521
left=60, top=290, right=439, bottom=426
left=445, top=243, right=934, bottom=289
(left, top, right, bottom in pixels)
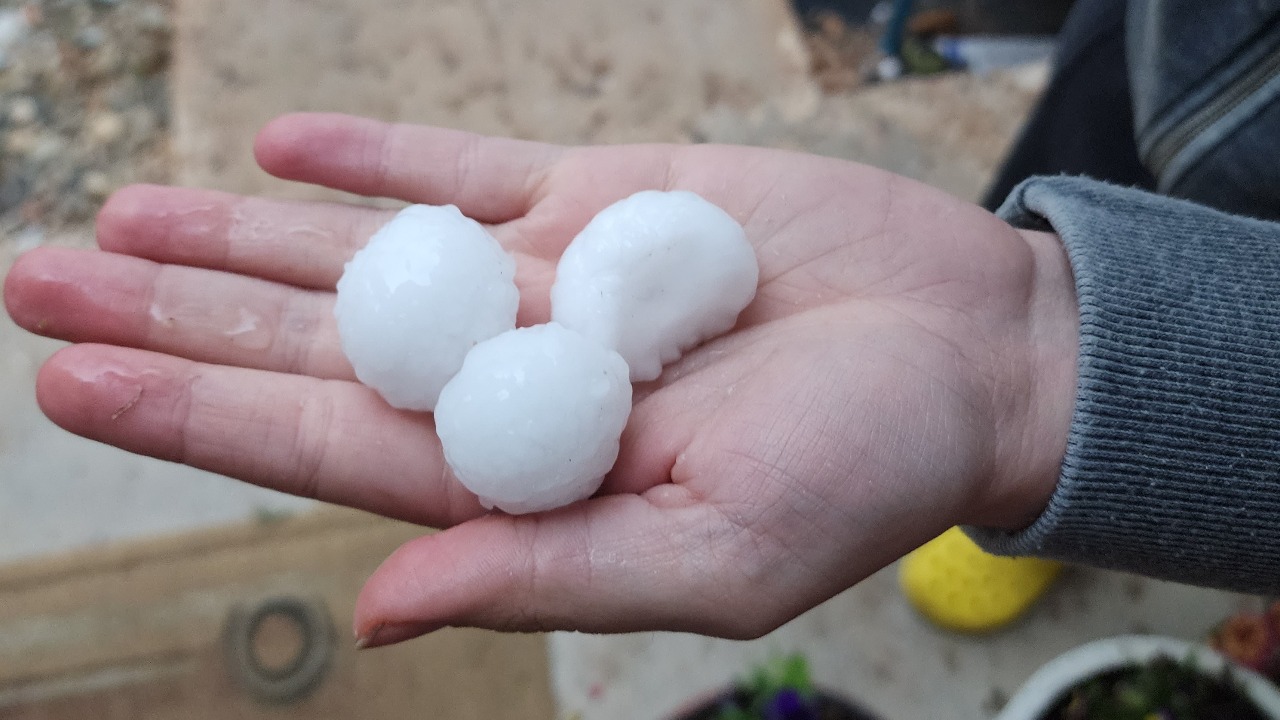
left=967, top=176, right=1280, bottom=594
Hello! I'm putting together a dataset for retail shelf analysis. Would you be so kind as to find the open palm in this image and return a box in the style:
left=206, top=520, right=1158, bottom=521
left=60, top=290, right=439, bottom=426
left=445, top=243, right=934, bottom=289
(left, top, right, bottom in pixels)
left=3, top=113, right=1077, bottom=646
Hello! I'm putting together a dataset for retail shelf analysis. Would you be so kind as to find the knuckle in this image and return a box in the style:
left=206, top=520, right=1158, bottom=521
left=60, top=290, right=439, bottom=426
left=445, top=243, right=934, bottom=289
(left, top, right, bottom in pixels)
left=273, top=291, right=323, bottom=375
left=365, top=122, right=399, bottom=192
left=290, top=391, right=337, bottom=499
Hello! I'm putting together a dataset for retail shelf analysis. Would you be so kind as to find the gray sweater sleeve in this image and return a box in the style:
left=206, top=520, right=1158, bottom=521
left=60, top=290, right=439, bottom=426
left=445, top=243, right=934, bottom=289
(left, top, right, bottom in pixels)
left=967, top=175, right=1280, bottom=594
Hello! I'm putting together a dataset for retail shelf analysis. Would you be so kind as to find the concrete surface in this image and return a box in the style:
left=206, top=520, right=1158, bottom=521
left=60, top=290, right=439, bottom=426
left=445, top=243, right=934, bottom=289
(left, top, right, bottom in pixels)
left=171, top=0, right=815, bottom=201
left=550, top=567, right=1259, bottom=720
left=695, top=63, right=1047, bottom=203
left=0, top=234, right=314, bottom=565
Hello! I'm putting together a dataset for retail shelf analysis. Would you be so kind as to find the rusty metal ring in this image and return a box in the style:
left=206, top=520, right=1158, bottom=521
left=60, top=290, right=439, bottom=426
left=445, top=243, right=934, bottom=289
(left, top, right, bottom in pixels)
left=223, top=596, right=335, bottom=704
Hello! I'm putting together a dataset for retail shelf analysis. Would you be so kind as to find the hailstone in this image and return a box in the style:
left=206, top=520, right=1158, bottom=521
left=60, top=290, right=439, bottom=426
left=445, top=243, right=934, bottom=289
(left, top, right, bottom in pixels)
left=334, top=204, right=518, bottom=411
left=550, top=190, right=759, bottom=381
left=434, top=323, right=632, bottom=514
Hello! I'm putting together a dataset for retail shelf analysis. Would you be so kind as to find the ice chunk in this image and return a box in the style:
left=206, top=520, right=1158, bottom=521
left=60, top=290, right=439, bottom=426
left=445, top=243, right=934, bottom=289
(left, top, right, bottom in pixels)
left=334, top=204, right=518, bottom=411
left=434, top=323, right=632, bottom=514
left=550, top=190, right=758, bottom=381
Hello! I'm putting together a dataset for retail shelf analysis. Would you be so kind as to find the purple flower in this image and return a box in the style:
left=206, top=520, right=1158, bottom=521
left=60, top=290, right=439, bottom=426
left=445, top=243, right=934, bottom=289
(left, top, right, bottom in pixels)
left=763, top=689, right=819, bottom=720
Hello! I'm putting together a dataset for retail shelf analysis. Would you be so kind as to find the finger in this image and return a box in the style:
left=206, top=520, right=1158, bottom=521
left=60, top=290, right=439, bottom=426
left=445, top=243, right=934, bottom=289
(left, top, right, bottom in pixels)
left=94, top=184, right=559, bottom=328
left=97, top=184, right=393, bottom=290
left=353, top=494, right=791, bottom=644
left=7, top=247, right=353, bottom=380
left=253, top=113, right=563, bottom=223
left=35, top=344, right=484, bottom=526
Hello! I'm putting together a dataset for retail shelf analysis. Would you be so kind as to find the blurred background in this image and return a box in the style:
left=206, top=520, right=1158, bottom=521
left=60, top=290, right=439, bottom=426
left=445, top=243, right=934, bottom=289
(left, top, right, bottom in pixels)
left=0, top=0, right=1264, bottom=718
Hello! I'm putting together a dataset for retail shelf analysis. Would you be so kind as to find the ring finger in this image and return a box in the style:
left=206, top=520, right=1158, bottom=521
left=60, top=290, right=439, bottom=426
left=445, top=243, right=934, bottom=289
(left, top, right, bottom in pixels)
left=6, top=247, right=354, bottom=380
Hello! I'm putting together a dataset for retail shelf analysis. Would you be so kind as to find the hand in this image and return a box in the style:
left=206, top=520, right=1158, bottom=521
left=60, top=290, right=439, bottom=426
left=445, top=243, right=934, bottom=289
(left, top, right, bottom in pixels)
left=3, top=113, right=1078, bottom=646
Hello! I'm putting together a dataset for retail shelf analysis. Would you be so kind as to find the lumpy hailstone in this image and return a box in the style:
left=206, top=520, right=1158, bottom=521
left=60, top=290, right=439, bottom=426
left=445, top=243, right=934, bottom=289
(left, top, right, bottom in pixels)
left=550, top=190, right=759, bottom=381
left=334, top=204, right=518, bottom=411
left=434, top=323, right=632, bottom=514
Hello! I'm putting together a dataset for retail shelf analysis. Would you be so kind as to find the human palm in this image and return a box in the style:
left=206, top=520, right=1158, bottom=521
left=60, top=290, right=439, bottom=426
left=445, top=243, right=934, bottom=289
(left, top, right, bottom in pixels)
left=3, top=113, right=1077, bottom=646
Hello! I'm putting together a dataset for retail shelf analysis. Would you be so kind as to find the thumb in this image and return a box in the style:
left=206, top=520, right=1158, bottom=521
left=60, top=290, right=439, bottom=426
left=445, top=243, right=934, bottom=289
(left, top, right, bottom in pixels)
left=352, top=492, right=776, bottom=647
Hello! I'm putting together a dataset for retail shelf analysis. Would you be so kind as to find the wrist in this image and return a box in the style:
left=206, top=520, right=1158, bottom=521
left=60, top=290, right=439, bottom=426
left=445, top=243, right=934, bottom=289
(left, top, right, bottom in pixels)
left=974, top=228, right=1079, bottom=530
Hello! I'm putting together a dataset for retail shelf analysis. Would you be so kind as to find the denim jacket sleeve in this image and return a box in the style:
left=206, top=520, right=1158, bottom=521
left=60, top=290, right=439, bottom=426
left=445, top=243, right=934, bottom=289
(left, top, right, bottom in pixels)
left=967, top=176, right=1280, bottom=594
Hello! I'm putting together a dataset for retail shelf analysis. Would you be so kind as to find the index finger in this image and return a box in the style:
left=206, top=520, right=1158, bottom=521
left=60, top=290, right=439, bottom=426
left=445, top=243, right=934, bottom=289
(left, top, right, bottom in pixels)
left=254, top=113, right=563, bottom=224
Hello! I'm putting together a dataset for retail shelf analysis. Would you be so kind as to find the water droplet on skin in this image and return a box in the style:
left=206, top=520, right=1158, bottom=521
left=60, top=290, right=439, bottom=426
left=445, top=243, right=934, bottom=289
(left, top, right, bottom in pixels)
left=57, top=356, right=170, bottom=422
left=148, top=298, right=269, bottom=349
left=156, top=204, right=223, bottom=236
left=228, top=208, right=339, bottom=249
left=225, top=307, right=261, bottom=338
left=148, top=302, right=173, bottom=326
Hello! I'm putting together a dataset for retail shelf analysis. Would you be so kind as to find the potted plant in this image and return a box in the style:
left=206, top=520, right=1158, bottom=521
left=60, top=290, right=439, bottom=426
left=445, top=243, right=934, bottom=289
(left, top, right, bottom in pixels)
left=995, top=635, right=1280, bottom=720
left=670, top=653, right=883, bottom=720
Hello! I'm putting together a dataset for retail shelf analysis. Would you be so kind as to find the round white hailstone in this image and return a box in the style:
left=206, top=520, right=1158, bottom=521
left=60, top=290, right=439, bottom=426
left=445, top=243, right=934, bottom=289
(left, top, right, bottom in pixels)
left=334, top=204, right=519, bottom=411
left=550, top=190, right=759, bottom=382
left=434, top=323, right=632, bottom=514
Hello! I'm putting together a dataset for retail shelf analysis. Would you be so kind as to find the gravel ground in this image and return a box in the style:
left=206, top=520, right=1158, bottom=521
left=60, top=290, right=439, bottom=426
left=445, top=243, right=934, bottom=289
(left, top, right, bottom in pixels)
left=0, top=0, right=172, bottom=242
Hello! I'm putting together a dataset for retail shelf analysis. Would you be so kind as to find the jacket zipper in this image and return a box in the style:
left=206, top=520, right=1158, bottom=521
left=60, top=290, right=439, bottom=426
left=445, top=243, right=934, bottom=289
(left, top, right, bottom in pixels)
left=1144, top=36, right=1280, bottom=186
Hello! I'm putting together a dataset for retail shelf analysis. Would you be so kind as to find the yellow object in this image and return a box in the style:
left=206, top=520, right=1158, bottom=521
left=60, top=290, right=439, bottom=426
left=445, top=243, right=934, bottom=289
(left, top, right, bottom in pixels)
left=899, top=527, right=1061, bottom=633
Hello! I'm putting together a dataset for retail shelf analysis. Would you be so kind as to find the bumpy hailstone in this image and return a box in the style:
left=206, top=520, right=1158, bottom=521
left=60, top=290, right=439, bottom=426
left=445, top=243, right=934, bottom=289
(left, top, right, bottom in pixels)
left=334, top=204, right=518, bottom=411
left=550, top=190, right=759, bottom=381
left=434, top=323, right=632, bottom=515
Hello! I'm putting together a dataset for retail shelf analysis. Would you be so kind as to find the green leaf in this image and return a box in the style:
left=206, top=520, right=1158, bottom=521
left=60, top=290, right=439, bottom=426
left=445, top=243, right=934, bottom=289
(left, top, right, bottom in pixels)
left=777, top=655, right=813, bottom=693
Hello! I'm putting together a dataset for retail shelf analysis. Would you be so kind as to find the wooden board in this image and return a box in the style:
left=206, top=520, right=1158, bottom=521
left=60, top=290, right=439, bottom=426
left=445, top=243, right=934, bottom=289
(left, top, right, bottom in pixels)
left=0, top=508, right=555, bottom=719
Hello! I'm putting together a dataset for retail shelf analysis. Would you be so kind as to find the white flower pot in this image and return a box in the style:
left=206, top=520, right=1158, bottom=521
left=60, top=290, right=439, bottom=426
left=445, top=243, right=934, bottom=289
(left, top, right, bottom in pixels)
left=996, top=635, right=1280, bottom=720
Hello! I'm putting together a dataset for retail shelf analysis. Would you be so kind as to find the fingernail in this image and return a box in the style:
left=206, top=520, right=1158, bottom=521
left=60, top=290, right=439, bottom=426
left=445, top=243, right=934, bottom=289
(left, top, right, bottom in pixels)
left=354, top=623, right=382, bottom=650
left=355, top=621, right=443, bottom=650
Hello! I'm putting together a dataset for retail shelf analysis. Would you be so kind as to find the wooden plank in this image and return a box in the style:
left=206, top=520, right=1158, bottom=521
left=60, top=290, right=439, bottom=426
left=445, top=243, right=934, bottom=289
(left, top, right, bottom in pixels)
left=0, top=508, right=555, bottom=718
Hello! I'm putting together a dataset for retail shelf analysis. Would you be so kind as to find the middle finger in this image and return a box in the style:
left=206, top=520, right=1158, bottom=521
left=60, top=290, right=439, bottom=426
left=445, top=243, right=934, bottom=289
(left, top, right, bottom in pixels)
left=97, top=185, right=396, bottom=290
